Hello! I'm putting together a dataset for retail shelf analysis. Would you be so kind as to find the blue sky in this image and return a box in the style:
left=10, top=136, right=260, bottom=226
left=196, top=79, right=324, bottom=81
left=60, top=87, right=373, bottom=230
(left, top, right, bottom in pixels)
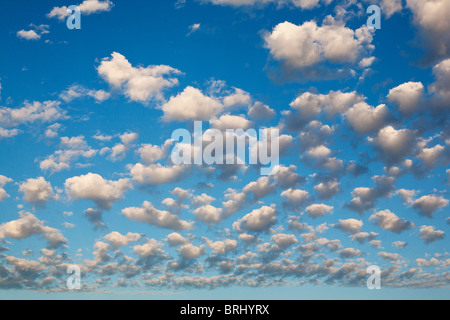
left=0, top=0, right=449, bottom=299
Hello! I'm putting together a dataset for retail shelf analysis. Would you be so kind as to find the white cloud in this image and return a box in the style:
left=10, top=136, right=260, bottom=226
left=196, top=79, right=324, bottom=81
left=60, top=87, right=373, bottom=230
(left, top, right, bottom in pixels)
left=0, top=101, right=67, bottom=128
left=406, top=0, right=450, bottom=64
left=65, top=173, right=131, bottom=210
left=47, top=0, right=114, bottom=20
left=165, top=232, right=188, bottom=247
left=0, top=175, right=13, bottom=202
left=388, top=82, right=424, bottom=114
left=19, top=177, right=54, bottom=208
left=0, top=212, right=66, bottom=248
left=264, top=19, right=374, bottom=80
left=369, top=210, right=415, bottom=234
left=305, top=204, right=333, bottom=219
left=97, top=52, right=180, bottom=103
left=129, top=163, right=185, bottom=185
left=429, top=59, right=450, bottom=103
left=133, top=239, right=165, bottom=259
left=17, top=30, right=40, bottom=40
left=193, top=205, right=223, bottom=224
left=335, top=219, right=363, bottom=234
left=59, top=85, right=110, bottom=103
left=412, top=195, right=449, bottom=218
left=371, top=126, right=416, bottom=164
left=210, top=114, right=253, bottom=130
left=233, top=205, right=277, bottom=232
left=121, top=201, right=193, bottom=230
left=161, top=86, right=223, bottom=121
left=419, top=225, right=445, bottom=244
left=345, top=102, right=390, bottom=134
left=104, top=231, right=142, bottom=249
left=178, top=243, right=205, bottom=260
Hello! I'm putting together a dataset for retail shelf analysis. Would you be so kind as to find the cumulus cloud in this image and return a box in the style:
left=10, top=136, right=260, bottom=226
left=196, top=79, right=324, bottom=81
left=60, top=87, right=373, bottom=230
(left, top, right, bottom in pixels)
left=17, top=25, right=49, bottom=41
left=161, top=86, right=223, bottom=121
left=193, top=205, right=223, bottom=224
left=0, top=176, right=13, bottom=202
left=370, top=126, right=416, bottom=165
left=129, top=163, right=185, bottom=185
left=388, top=82, right=425, bottom=114
left=59, top=85, right=110, bottom=103
left=406, top=0, right=450, bottom=65
left=97, top=52, right=180, bottom=103
left=412, top=195, right=449, bottom=218
left=305, top=203, right=333, bottom=219
left=369, top=210, right=415, bottom=234
left=165, top=232, right=189, bottom=247
left=19, top=177, right=54, bottom=208
left=178, top=243, right=205, bottom=260
left=345, top=102, right=390, bottom=134
left=233, top=206, right=277, bottom=233
left=0, top=212, right=66, bottom=249
left=0, top=101, right=67, bottom=129
left=40, top=135, right=97, bottom=173
left=104, top=231, right=142, bottom=249
left=345, top=175, right=395, bottom=214
left=47, top=0, right=114, bottom=20
left=419, top=225, right=445, bottom=244
left=121, top=201, right=193, bottom=230
left=264, top=18, right=374, bottom=81
left=429, top=59, right=450, bottom=104
left=335, top=219, right=363, bottom=234
left=65, top=173, right=131, bottom=210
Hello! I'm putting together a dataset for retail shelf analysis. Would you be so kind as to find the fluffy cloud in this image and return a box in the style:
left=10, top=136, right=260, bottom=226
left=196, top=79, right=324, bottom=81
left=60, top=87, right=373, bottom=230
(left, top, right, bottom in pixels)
left=165, top=232, right=189, bottom=247
left=129, top=163, right=185, bottom=185
left=406, top=0, right=450, bottom=64
left=369, top=210, right=415, bottom=234
left=193, top=205, right=223, bottom=224
left=314, top=180, right=341, bottom=200
left=178, top=243, right=205, bottom=260
left=412, top=195, right=449, bottom=218
left=345, top=102, right=390, bottom=134
left=371, top=126, right=416, bottom=164
left=419, top=225, right=445, bottom=244
left=0, top=101, right=67, bottom=129
left=133, top=239, right=165, bottom=259
left=59, top=85, right=110, bottom=103
left=97, top=52, right=180, bottom=103
left=305, top=204, right=333, bottom=219
left=210, top=114, right=253, bottom=130
left=345, top=176, right=395, bottom=214
left=388, top=82, right=424, bottom=114
left=17, top=25, right=49, bottom=41
left=161, top=86, right=223, bottom=121
left=429, top=59, right=450, bottom=104
left=65, top=173, right=131, bottom=210
left=19, top=177, right=54, bottom=208
left=40, top=136, right=97, bottom=173
left=104, top=232, right=142, bottom=250
left=335, top=219, right=363, bottom=234
left=121, top=201, right=193, bottom=230
left=233, top=206, right=277, bottom=232
left=47, top=0, right=114, bottom=20
left=0, top=176, right=12, bottom=202
left=264, top=19, right=374, bottom=80
left=0, top=212, right=66, bottom=249
left=205, top=238, right=238, bottom=255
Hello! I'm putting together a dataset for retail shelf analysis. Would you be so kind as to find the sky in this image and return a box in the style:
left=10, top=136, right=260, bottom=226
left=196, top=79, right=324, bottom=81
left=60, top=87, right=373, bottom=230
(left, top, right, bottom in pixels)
left=0, top=0, right=449, bottom=300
